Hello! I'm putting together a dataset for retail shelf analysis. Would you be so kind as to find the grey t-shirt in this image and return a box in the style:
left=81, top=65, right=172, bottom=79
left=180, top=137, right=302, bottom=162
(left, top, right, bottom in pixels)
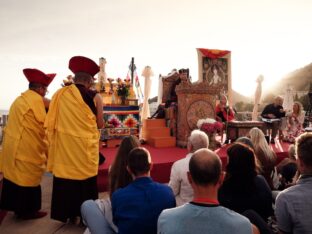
left=275, top=176, right=312, bottom=234
left=158, top=202, right=252, bottom=234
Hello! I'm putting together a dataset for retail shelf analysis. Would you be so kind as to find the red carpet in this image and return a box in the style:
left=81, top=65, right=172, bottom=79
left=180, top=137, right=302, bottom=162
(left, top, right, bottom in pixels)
left=97, top=145, right=188, bottom=192
left=97, top=141, right=290, bottom=192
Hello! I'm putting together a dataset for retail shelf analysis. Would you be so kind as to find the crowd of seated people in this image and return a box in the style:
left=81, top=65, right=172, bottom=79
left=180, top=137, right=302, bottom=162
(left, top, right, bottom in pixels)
left=78, top=129, right=312, bottom=234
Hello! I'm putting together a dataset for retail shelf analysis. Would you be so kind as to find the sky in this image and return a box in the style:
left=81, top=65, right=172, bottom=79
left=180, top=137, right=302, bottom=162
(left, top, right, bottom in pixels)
left=1, top=0, right=312, bottom=110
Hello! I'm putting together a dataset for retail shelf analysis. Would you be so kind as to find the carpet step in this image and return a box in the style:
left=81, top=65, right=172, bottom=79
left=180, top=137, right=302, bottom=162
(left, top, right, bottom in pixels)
left=143, top=119, right=166, bottom=128
left=149, top=136, right=176, bottom=148
left=143, top=127, right=171, bottom=139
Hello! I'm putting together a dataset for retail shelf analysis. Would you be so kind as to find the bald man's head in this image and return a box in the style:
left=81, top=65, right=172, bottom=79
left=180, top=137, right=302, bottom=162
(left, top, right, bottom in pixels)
left=189, top=148, right=222, bottom=186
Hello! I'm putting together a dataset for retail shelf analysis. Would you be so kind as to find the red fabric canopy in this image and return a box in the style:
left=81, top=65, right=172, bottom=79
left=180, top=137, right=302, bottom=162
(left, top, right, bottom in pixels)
left=198, top=48, right=231, bottom=59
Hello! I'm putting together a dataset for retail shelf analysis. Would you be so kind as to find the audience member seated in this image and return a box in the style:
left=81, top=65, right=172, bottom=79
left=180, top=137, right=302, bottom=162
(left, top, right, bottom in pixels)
left=83, top=136, right=140, bottom=234
left=249, top=127, right=277, bottom=189
left=275, top=133, right=312, bottom=234
left=275, top=144, right=298, bottom=191
left=168, top=130, right=209, bottom=206
left=283, top=101, right=305, bottom=143
left=218, top=143, right=273, bottom=223
left=158, top=148, right=258, bottom=234
left=261, top=96, right=286, bottom=144
left=235, top=136, right=255, bottom=150
left=215, top=94, right=235, bottom=143
left=81, top=147, right=176, bottom=234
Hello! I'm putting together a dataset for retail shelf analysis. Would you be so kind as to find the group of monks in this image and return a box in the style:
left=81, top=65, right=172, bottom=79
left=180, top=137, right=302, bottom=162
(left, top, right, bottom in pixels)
left=0, top=56, right=104, bottom=222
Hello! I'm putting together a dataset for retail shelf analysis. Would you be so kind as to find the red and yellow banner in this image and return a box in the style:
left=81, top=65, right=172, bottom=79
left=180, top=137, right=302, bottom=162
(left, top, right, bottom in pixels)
left=198, top=48, right=231, bottom=59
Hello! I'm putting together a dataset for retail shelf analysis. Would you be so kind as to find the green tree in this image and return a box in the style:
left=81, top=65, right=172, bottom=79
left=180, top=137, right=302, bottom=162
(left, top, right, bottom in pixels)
left=262, top=93, right=275, bottom=105
left=299, top=94, right=310, bottom=111
left=245, top=103, right=254, bottom=112
left=234, top=101, right=244, bottom=112
left=294, top=93, right=299, bottom=101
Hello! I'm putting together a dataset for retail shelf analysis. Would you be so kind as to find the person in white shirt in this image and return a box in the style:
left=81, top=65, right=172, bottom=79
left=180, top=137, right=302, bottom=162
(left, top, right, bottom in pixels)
left=168, top=129, right=209, bottom=206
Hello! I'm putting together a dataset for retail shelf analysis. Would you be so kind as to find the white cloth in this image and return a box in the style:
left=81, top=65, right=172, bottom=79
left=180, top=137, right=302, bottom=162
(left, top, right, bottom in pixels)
left=157, top=74, right=163, bottom=106
left=252, top=76, right=263, bottom=121
left=141, top=66, right=153, bottom=121
left=168, top=153, right=193, bottom=206
left=283, top=86, right=294, bottom=112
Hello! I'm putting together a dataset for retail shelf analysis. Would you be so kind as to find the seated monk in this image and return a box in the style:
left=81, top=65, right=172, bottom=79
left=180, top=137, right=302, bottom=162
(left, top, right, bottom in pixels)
left=150, top=68, right=189, bottom=119
left=215, top=94, right=235, bottom=143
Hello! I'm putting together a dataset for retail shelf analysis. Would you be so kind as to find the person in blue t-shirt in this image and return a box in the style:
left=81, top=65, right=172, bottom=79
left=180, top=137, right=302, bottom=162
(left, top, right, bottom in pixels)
left=81, top=147, right=176, bottom=234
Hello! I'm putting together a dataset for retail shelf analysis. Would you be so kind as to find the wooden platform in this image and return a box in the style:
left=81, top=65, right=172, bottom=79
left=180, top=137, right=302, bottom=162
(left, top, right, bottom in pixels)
left=226, top=121, right=265, bottom=141
left=143, top=119, right=176, bottom=148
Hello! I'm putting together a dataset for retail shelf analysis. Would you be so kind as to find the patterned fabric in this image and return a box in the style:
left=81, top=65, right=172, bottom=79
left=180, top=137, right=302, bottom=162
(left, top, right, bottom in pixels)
left=102, top=105, right=140, bottom=140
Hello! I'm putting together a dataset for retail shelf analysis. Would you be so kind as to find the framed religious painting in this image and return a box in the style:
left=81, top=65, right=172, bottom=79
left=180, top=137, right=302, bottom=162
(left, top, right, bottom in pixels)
left=197, top=48, right=233, bottom=106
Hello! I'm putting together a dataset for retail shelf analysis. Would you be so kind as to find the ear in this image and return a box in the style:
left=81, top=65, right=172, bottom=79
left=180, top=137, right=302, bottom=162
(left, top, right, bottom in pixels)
left=218, top=171, right=225, bottom=186
left=126, top=166, right=132, bottom=175
left=187, top=142, right=192, bottom=152
left=187, top=171, right=193, bottom=184
left=297, top=157, right=304, bottom=174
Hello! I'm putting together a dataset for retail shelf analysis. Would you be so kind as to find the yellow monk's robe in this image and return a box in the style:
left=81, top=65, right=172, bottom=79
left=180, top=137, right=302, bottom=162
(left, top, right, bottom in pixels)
left=0, top=90, right=47, bottom=187
left=45, top=84, right=99, bottom=180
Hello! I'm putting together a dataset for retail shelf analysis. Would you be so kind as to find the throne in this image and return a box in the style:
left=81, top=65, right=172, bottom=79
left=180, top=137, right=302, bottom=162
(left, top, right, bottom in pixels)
left=159, top=70, right=180, bottom=136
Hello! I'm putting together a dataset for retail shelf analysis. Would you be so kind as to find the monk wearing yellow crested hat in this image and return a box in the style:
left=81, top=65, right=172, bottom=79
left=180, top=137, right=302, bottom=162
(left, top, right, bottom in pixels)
left=45, top=56, right=104, bottom=223
left=0, top=68, right=56, bottom=220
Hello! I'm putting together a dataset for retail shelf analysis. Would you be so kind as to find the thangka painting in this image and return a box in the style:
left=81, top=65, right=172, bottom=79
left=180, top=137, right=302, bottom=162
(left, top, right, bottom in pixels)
left=197, top=48, right=232, bottom=105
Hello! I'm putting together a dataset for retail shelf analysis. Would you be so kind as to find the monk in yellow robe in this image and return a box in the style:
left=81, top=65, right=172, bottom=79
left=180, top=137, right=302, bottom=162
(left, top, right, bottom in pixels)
left=0, top=68, right=56, bottom=219
left=45, top=56, right=104, bottom=223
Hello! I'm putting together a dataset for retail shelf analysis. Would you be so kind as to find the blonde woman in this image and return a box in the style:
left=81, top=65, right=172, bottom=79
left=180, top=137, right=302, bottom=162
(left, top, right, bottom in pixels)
left=283, top=102, right=305, bottom=143
left=249, top=127, right=277, bottom=189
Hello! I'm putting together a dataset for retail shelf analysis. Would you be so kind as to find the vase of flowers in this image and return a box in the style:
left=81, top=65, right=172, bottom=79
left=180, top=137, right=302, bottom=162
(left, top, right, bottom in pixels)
left=116, top=81, right=130, bottom=105
left=197, top=118, right=223, bottom=150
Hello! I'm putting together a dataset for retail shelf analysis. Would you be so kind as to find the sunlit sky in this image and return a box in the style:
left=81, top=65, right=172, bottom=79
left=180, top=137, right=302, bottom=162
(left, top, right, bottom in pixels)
left=1, top=0, right=312, bottom=110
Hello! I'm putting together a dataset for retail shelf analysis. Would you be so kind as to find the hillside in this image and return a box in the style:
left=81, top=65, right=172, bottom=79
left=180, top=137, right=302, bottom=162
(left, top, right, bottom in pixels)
left=268, top=63, right=312, bottom=94
left=232, top=89, right=252, bottom=104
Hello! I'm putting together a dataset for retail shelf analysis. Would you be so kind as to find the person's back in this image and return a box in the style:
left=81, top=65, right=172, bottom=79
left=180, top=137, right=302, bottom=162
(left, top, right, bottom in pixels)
left=113, top=177, right=175, bottom=234
left=169, top=155, right=193, bottom=206
left=219, top=175, right=273, bottom=221
left=45, top=56, right=103, bottom=222
left=158, top=203, right=251, bottom=234
left=112, top=147, right=175, bottom=234
left=0, top=68, right=55, bottom=220
left=158, top=148, right=255, bottom=234
left=275, top=177, right=312, bottom=233
left=275, top=132, right=312, bottom=234
left=168, top=129, right=209, bottom=206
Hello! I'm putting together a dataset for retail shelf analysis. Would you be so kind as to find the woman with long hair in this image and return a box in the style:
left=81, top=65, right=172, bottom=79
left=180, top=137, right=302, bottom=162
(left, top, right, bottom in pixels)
left=249, top=127, right=277, bottom=189
left=283, top=101, right=305, bottom=143
left=218, top=143, right=273, bottom=221
left=108, top=135, right=140, bottom=197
